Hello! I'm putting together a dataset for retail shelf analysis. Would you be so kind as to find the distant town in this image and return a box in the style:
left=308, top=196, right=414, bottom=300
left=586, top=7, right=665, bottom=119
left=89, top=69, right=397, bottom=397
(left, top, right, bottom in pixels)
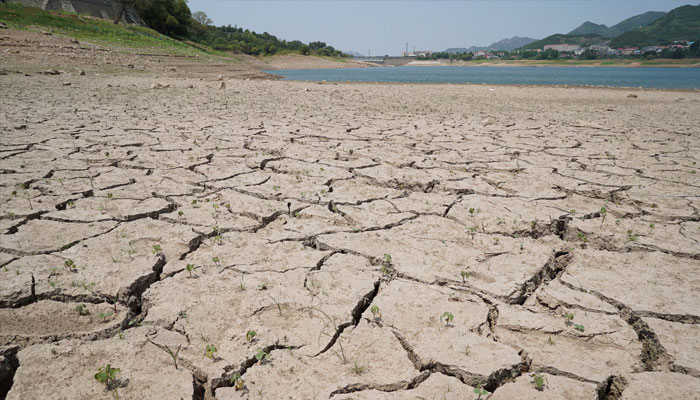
left=367, top=40, right=698, bottom=61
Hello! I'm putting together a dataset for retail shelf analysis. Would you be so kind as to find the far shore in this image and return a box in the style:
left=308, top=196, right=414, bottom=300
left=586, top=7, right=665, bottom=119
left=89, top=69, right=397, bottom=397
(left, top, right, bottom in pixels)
left=258, top=55, right=700, bottom=70
left=401, top=59, right=700, bottom=68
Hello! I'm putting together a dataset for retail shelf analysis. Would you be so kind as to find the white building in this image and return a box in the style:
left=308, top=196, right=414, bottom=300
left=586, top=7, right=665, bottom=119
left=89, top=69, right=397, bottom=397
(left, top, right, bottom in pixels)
left=543, top=44, right=581, bottom=52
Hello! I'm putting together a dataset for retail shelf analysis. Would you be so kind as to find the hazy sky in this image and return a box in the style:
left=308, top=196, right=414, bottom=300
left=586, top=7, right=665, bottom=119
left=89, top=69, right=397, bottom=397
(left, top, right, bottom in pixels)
left=188, top=0, right=695, bottom=55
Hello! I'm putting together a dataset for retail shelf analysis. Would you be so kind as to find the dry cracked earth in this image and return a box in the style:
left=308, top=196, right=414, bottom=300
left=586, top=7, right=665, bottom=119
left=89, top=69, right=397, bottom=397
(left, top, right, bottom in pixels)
left=2, top=35, right=700, bottom=400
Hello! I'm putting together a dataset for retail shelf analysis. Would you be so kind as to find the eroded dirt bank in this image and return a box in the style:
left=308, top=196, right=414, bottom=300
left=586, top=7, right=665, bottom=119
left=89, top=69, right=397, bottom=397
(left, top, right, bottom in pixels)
left=1, top=28, right=700, bottom=400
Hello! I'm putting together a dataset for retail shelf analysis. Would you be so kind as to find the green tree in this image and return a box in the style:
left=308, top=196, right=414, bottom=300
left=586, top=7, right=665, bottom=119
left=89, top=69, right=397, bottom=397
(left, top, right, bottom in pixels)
left=690, top=41, right=699, bottom=57
left=580, top=49, right=598, bottom=60
left=136, top=0, right=191, bottom=37
left=308, top=41, right=326, bottom=50
left=192, top=11, right=212, bottom=25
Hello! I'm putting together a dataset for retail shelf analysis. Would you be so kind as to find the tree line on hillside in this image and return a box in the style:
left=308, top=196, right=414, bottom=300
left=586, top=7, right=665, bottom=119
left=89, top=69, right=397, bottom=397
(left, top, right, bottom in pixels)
left=422, top=42, right=699, bottom=61
left=422, top=49, right=565, bottom=61
left=117, top=0, right=347, bottom=57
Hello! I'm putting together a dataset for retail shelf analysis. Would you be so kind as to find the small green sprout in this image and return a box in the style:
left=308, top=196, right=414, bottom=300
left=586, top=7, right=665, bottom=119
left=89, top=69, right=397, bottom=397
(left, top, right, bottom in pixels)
left=164, top=345, right=181, bottom=369
left=441, top=311, right=454, bottom=326
left=152, top=244, right=163, bottom=254
left=546, top=336, right=554, bottom=345
left=577, top=231, right=588, bottom=243
left=107, top=193, right=113, bottom=199
left=626, top=230, right=638, bottom=242
left=230, top=372, right=245, bottom=390
left=246, top=330, right=257, bottom=342
left=109, top=290, right=120, bottom=313
left=64, top=259, right=76, bottom=271
left=75, top=304, right=90, bottom=316
left=178, top=210, right=184, bottom=217
left=468, top=207, right=475, bottom=215
left=94, top=364, right=121, bottom=400
left=98, top=311, right=114, bottom=322
left=350, top=361, right=367, bottom=375
left=650, top=203, right=658, bottom=208
left=186, top=263, right=195, bottom=277
left=531, top=373, right=547, bottom=391
left=460, top=270, right=470, bottom=282
left=48, top=280, right=57, bottom=289
left=473, top=384, right=489, bottom=399
left=212, top=256, right=220, bottom=265
left=383, top=254, right=392, bottom=264
left=574, top=324, right=585, bottom=332
left=370, top=304, right=380, bottom=320
left=600, top=206, right=607, bottom=227
left=255, top=348, right=271, bottom=361
left=563, top=312, right=574, bottom=326
left=205, top=344, right=217, bottom=359
left=267, top=293, right=283, bottom=315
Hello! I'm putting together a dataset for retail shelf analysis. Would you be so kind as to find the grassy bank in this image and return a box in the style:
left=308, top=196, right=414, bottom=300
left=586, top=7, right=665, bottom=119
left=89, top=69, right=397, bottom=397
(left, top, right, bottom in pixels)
left=0, top=3, right=214, bottom=56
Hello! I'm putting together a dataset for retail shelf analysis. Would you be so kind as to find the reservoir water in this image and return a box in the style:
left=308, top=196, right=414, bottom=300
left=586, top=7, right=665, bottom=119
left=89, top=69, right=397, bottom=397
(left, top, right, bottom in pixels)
left=267, top=66, right=700, bottom=89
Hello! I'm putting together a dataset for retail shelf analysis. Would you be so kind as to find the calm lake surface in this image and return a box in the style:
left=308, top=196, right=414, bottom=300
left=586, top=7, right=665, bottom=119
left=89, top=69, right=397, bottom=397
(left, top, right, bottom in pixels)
left=268, top=66, right=700, bottom=89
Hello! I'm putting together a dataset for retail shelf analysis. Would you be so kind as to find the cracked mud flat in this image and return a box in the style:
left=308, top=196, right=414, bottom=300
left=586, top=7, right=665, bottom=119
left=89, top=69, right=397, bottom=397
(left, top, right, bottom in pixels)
left=2, top=34, right=700, bottom=400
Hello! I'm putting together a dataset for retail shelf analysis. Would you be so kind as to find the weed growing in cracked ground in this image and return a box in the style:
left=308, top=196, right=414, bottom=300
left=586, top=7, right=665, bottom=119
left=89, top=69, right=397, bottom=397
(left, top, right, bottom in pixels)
left=266, top=292, right=283, bottom=315
left=94, top=364, right=121, bottom=400
left=75, top=303, right=89, bottom=316
left=255, top=348, right=271, bottom=361
left=97, top=311, right=113, bottom=322
left=246, top=330, right=257, bottom=342
left=473, top=384, right=489, bottom=399
left=205, top=344, right=217, bottom=359
left=441, top=311, right=454, bottom=327
left=600, top=206, right=607, bottom=227
left=531, top=373, right=547, bottom=391
left=230, top=372, right=245, bottom=391
left=350, top=361, right=367, bottom=375
left=370, top=304, right=380, bottom=320
left=563, top=311, right=574, bottom=326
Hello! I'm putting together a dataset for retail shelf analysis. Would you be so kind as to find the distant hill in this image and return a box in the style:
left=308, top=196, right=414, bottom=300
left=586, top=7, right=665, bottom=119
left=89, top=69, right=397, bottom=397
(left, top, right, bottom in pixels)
left=445, top=36, right=537, bottom=53
left=611, top=4, right=700, bottom=47
left=522, top=34, right=606, bottom=50
left=568, top=11, right=666, bottom=37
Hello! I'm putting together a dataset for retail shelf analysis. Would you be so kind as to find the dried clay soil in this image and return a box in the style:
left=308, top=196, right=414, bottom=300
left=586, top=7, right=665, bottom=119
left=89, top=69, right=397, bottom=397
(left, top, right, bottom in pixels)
left=1, top=29, right=700, bottom=400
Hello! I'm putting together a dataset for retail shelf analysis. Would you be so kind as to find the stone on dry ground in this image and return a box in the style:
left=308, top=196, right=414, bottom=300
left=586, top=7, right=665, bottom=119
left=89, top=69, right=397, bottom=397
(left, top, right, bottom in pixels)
left=1, top=33, right=699, bottom=398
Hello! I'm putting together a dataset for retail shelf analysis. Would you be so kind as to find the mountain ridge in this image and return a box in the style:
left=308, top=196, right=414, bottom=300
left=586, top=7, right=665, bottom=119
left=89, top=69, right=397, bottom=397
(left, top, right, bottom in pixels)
left=611, top=4, right=700, bottom=47
left=445, top=36, right=537, bottom=53
left=568, top=11, right=666, bottom=37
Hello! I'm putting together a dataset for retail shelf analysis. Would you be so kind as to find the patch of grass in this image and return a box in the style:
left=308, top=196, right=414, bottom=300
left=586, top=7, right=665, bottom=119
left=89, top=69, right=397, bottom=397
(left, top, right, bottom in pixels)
left=0, top=3, right=216, bottom=56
